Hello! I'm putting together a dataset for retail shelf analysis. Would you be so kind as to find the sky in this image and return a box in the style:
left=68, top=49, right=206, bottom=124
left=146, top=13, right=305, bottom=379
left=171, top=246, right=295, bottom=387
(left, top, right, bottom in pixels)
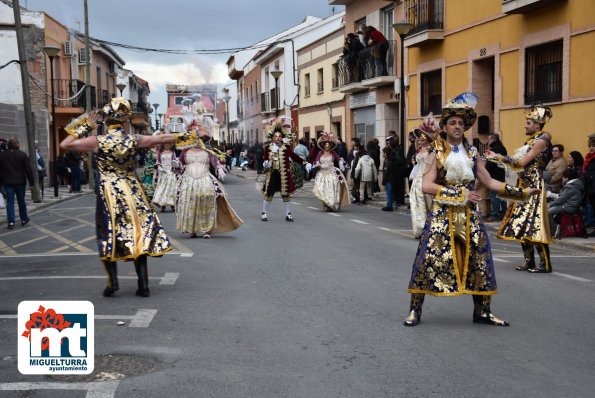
left=23, top=0, right=344, bottom=110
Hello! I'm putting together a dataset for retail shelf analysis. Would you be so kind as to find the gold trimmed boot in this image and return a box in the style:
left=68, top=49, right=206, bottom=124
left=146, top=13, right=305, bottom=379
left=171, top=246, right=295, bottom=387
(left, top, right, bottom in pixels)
left=472, top=295, right=509, bottom=326
left=403, top=293, right=424, bottom=327
left=102, top=261, right=119, bottom=297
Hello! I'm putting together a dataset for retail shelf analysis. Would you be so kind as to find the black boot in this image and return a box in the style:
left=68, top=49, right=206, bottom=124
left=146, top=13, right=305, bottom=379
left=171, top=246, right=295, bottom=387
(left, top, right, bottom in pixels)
left=134, top=256, right=150, bottom=297
left=472, top=295, right=509, bottom=326
left=102, top=261, right=119, bottom=297
left=528, top=243, right=553, bottom=273
left=403, top=293, right=424, bottom=326
left=517, top=242, right=535, bottom=271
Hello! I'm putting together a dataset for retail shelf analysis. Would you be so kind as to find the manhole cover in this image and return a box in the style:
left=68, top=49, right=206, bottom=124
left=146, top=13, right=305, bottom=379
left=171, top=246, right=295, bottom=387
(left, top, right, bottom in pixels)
left=50, top=354, right=158, bottom=382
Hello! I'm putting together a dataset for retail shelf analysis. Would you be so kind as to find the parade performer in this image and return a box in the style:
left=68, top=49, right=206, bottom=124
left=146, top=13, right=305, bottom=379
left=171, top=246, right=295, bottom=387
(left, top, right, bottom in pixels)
left=312, top=132, right=350, bottom=211
left=152, top=141, right=179, bottom=212
left=409, top=114, right=437, bottom=238
left=140, top=146, right=157, bottom=200
left=261, top=117, right=311, bottom=222
left=59, top=98, right=191, bottom=297
left=175, top=121, right=243, bottom=239
left=485, top=105, right=553, bottom=273
left=403, top=93, right=540, bottom=327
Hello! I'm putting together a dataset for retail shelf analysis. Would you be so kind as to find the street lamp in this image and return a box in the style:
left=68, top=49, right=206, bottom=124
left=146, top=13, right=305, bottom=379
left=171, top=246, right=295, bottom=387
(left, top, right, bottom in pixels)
left=393, top=20, right=413, bottom=153
left=43, top=45, right=60, bottom=198
left=152, top=103, right=159, bottom=130
left=271, top=69, right=283, bottom=117
left=222, top=88, right=231, bottom=144
left=327, top=106, right=332, bottom=133
left=158, top=113, right=164, bottom=130
left=116, top=83, right=126, bottom=96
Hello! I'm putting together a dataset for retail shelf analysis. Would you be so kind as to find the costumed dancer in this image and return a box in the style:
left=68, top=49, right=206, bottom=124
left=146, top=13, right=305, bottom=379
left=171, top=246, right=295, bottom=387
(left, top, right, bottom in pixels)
left=261, top=117, right=311, bottom=222
left=403, top=93, right=540, bottom=327
left=140, top=146, right=157, bottom=200
left=152, top=141, right=179, bottom=212
left=485, top=105, right=554, bottom=273
left=59, top=98, right=192, bottom=297
left=409, top=114, right=438, bottom=238
left=312, top=132, right=350, bottom=211
left=175, top=121, right=243, bottom=239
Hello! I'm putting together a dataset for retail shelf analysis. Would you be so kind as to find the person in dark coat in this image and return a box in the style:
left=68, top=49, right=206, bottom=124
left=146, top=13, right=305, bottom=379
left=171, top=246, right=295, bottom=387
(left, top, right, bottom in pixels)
left=65, top=150, right=82, bottom=193
left=486, top=133, right=508, bottom=221
left=335, top=136, right=347, bottom=160
left=366, top=139, right=380, bottom=194
left=386, top=136, right=407, bottom=205
left=0, top=138, right=34, bottom=229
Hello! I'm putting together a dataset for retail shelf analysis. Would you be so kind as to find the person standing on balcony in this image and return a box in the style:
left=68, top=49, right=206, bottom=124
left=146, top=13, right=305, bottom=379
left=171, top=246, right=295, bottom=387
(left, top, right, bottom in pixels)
left=366, top=26, right=389, bottom=76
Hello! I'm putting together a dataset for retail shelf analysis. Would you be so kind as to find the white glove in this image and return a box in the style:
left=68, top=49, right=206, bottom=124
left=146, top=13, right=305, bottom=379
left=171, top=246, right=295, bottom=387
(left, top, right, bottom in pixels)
left=263, top=160, right=271, bottom=169
left=305, top=163, right=312, bottom=173
left=157, top=166, right=164, bottom=173
left=172, top=159, right=180, bottom=168
left=339, top=159, right=346, bottom=172
left=271, top=144, right=279, bottom=153
left=217, top=168, right=226, bottom=181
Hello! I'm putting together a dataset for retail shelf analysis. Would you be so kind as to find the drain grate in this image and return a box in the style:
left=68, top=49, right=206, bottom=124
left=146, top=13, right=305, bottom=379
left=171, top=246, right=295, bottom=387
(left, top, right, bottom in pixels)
left=50, top=354, right=158, bottom=382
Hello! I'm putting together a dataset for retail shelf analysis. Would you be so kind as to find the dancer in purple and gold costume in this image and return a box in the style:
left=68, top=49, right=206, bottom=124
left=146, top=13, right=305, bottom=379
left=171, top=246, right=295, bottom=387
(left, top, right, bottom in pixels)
left=60, top=98, right=190, bottom=297
left=403, top=93, right=540, bottom=327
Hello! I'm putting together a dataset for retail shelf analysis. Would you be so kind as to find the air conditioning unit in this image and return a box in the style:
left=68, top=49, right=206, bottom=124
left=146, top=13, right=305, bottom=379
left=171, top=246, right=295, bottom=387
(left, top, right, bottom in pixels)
left=63, top=41, right=73, bottom=56
left=78, top=48, right=92, bottom=65
left=109, top=62, right=118, bottom=75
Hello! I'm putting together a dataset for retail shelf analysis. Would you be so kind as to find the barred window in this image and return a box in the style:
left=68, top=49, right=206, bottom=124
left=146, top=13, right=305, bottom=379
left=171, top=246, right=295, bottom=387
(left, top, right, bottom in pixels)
left=525, top=40, right=562, bottom=104
left=421, top=69, right=441, bottom=115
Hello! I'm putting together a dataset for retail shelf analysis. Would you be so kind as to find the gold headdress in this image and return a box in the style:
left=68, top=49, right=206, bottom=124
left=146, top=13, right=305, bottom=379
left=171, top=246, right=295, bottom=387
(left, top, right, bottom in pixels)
left=439, top=92, right=478, bottom=131
left=101, top=97, right=131, bottom=123
left=524, top=104, right=552, bottom=124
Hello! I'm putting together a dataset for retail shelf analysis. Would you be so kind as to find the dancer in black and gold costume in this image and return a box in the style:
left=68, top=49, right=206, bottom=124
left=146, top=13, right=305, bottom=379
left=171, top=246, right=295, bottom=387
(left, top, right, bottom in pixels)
left=404, top=93, right=540, bottom=327
left=60, top=98, right=189, bottom=297
left=485, top=105, right=553, bottom=273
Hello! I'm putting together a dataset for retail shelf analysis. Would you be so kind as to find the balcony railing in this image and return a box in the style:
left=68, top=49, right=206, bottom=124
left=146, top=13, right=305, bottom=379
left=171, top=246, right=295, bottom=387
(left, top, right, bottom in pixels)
left=406, top=0, right=444, bottom=36
left=270, top=88, right=278, bottom=113
left=52, top=79, right=96, bottom=109
left=304, top=85, right=311, bottom=97
left=129, top=102, right=149, bottom=113
left=101, top=90, right=110, bottom=108
left=338, top=40, right=396, bottom=86
left=317, top=81, right=324, bottom=93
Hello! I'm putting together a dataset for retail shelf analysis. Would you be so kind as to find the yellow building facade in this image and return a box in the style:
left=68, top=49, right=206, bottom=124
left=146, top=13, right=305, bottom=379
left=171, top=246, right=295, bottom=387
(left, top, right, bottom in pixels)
left=405, top=0, right=595, bottom=154
left=297, top=28, right=347, bottom=142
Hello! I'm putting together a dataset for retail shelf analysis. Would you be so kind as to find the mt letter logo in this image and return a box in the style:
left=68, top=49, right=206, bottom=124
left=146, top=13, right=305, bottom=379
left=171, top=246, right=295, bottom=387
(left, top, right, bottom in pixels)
left=18, top=301, right=94, bottom=375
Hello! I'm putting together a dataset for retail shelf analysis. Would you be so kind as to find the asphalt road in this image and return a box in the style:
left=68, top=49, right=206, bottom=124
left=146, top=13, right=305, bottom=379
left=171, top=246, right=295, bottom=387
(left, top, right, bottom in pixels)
left=1, top=173, right=594, bottom=397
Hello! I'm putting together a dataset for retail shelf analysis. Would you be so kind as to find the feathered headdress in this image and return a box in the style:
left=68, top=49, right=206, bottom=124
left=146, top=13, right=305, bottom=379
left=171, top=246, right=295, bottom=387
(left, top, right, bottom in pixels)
left=317, top=132, right=339, bottom=150
left=264, top=117, right=294, bottom=141
left=524, top=104, right=552, bottom=124
left=439, top=92, right=478, bottom=131
left=413, top=113, right=439, bottom=142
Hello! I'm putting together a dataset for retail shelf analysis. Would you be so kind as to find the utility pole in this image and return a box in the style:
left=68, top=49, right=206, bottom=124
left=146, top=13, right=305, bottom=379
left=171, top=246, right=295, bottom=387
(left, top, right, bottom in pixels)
left=12, top=0, right=41, bottom=202
left=84, top=0, right=94, bottom=188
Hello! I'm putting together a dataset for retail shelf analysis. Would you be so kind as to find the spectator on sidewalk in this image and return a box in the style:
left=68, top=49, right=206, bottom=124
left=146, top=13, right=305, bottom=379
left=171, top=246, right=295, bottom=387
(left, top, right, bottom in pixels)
left=545, top=144, right=568, bottom=193
left=0, top=138, right=34, bottom=229
left=486, top=133, right=508, bottom=221
left=35, top=141, right=46, bottom=198
left=294, top=138, right=310, bottom=178
left=568, top=151, right=584, bottom=176
left=355, top=148, right=377, bottom=205
left=547, top=168, right=584, bottom=237
left=65, top=150, right=82, bottom=193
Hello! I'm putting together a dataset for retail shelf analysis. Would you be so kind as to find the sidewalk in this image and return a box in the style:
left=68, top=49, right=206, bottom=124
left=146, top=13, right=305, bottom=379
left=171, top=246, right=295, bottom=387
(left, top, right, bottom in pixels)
left=1, top=186, right=93, bottom=227
left=229, top=166, right=595, bottom=252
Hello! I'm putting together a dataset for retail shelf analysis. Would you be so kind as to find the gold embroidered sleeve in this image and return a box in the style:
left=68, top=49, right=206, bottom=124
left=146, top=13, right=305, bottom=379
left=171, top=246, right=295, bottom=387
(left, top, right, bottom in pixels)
left=498, top=183, right=528, bottom=201
left=488, top=154, right=522, bottom=171
left=174, top=130, right=197, bottom=150
left=434, top=186, right=468, bottom=206
left=64, top=114, right=95, bottom=139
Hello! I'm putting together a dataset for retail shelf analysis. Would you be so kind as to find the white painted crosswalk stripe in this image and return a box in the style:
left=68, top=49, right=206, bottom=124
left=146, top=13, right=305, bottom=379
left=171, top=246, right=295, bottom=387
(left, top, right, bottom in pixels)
left=351, top=219, right=369, bottom=225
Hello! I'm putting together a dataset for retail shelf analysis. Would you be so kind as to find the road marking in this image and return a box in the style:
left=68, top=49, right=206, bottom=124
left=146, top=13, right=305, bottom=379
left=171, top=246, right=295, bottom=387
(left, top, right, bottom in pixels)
left=179, top=252, right=194, bottom=257
left=351, top=219, right=370, bottom=225
left=0, top=309, right=157, bottom=328
left=553, top=272, right=592, bottom=282
left=34, top=225, right=93, bottom=252
left=291, top=202, right=302, bottom=205
left=128, top=309, right=158, bottom=327
left=307, top=206, right=319, bottom=210
left=159, top=272, right=179, bottom=285
left=0, top=274, right=178, bottom=283
left=12, top=235, right=47, bottom=248
left=0, top=380, right=120, bottom=398
left=327, top=213, right=341, bottom=217
left=168, top=237, right=193, bottom=257
left=488, top=254, right=595, bottom=258
left=377, top=227, right=393, bottom=232
left=0, top=239, right=17, bottom=255
left=0, top=252, right=194, bottom=258
left=493, top=257, right=511, bottom=263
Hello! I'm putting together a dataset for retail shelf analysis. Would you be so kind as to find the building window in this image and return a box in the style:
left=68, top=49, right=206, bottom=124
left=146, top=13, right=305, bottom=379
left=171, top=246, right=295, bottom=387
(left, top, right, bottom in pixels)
left=421, top=69, right=442, bottom=115
left=255, top=81, right=259, bottom=102
left=174, top=96, right=184, bottom=105
left=317, top=68, right=324, bottom=93
left=525, top=39, right=562, bottom=104
left=304, top=73, right=311, bottom=97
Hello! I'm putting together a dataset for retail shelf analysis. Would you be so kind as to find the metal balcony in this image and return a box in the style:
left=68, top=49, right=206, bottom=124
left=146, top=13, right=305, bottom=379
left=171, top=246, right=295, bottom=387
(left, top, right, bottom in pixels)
left=404, top=0, right=444, bottom=48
